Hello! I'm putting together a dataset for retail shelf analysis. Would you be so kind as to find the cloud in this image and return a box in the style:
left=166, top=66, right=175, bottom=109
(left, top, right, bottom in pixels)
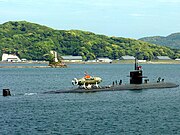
left=130, top=13, right=145, bottom=17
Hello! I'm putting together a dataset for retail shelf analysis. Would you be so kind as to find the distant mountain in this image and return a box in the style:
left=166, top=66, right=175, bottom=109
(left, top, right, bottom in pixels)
left=0, top=21, right=179, bottom=60
left=139, top=33, right=180, bottom=49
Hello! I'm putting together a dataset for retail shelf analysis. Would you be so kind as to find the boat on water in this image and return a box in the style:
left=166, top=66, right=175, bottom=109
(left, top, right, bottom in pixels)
left=71, top=71, right=102, bottom=89
left=44, top=59, right=179, bottom=94
left=3, top=59, right=178, bottom=97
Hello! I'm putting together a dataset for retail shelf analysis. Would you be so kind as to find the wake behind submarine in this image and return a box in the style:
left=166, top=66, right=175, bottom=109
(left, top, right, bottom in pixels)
left=44, top=59, right=179, bottom=94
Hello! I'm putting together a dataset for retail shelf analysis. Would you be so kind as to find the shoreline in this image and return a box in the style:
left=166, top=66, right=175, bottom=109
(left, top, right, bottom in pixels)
left=68, top=61, right=180, bottom=65
left=0, top=61, right=179, bottom=68
left=0, top=66, right=51, bottom=68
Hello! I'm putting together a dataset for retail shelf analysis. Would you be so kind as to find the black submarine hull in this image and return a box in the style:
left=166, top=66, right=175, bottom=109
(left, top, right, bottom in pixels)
left=43, top=82, right=179, bottom=94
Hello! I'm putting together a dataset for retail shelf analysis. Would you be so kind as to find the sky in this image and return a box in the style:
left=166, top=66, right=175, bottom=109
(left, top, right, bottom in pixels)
left=0, top=0, right=180, bottom=39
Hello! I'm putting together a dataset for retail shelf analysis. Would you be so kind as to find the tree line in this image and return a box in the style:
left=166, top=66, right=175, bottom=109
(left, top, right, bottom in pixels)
left=0, top=21, right=179, bottom=61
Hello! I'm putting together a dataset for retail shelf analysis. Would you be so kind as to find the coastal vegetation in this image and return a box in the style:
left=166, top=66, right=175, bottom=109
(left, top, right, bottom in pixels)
left=139, top=33, right=180, bottom=49
left=0, top=21, right=179, bottom=61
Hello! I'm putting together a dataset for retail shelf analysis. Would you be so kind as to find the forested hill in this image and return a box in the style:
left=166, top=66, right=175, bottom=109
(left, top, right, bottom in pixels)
left=0, top=21, right=179, bottom=61
left=139, top=33, right=180, bottom=49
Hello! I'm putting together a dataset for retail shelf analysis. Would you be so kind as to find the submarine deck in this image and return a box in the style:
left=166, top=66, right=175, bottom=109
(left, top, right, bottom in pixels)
left=43, top=82, right=179, bottom=94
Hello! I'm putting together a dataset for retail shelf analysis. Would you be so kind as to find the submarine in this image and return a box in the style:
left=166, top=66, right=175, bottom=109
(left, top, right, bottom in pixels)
left=44, top=59, right=179, bottom=94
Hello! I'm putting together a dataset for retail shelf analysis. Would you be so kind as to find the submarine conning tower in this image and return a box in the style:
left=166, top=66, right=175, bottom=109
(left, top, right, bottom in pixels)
left=130, top=58, right=143, bottom=84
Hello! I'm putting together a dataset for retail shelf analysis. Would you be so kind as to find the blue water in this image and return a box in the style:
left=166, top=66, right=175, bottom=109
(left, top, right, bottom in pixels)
left=0, top=64, right=180, bottom=135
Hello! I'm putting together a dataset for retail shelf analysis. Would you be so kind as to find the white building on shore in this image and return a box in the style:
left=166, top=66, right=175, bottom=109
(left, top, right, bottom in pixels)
left=97, top=57, right=113, bottom=63
left=156, top=56, right=171, bottom=60
left=175, top=58, right=180, bottom=61
left=1, top=53, right=21, bottom=62
left=120, top=55, right=135, bottom=60
left=61, top=55, right=83, bottom=62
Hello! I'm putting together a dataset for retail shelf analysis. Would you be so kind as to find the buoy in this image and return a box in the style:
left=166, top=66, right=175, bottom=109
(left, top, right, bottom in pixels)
left=3, top=89, right=11, bottom=96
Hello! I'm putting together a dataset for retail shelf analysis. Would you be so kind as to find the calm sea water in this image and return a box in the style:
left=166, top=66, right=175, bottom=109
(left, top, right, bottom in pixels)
left=0, top=64, right=180, bottom=135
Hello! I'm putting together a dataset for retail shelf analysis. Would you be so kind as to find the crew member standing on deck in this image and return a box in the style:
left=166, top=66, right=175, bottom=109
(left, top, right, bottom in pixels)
left=137, top=65, right=142, bottom=70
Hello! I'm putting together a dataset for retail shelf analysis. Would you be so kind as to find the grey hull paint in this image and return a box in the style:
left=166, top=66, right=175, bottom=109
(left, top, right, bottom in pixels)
left=43, top=82, right=179, bottom=94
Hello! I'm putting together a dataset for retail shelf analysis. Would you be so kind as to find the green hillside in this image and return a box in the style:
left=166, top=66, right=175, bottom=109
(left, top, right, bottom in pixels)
left=139, top=33, right=180, bottom=49
left=0, top=21, right=179, bottom=61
